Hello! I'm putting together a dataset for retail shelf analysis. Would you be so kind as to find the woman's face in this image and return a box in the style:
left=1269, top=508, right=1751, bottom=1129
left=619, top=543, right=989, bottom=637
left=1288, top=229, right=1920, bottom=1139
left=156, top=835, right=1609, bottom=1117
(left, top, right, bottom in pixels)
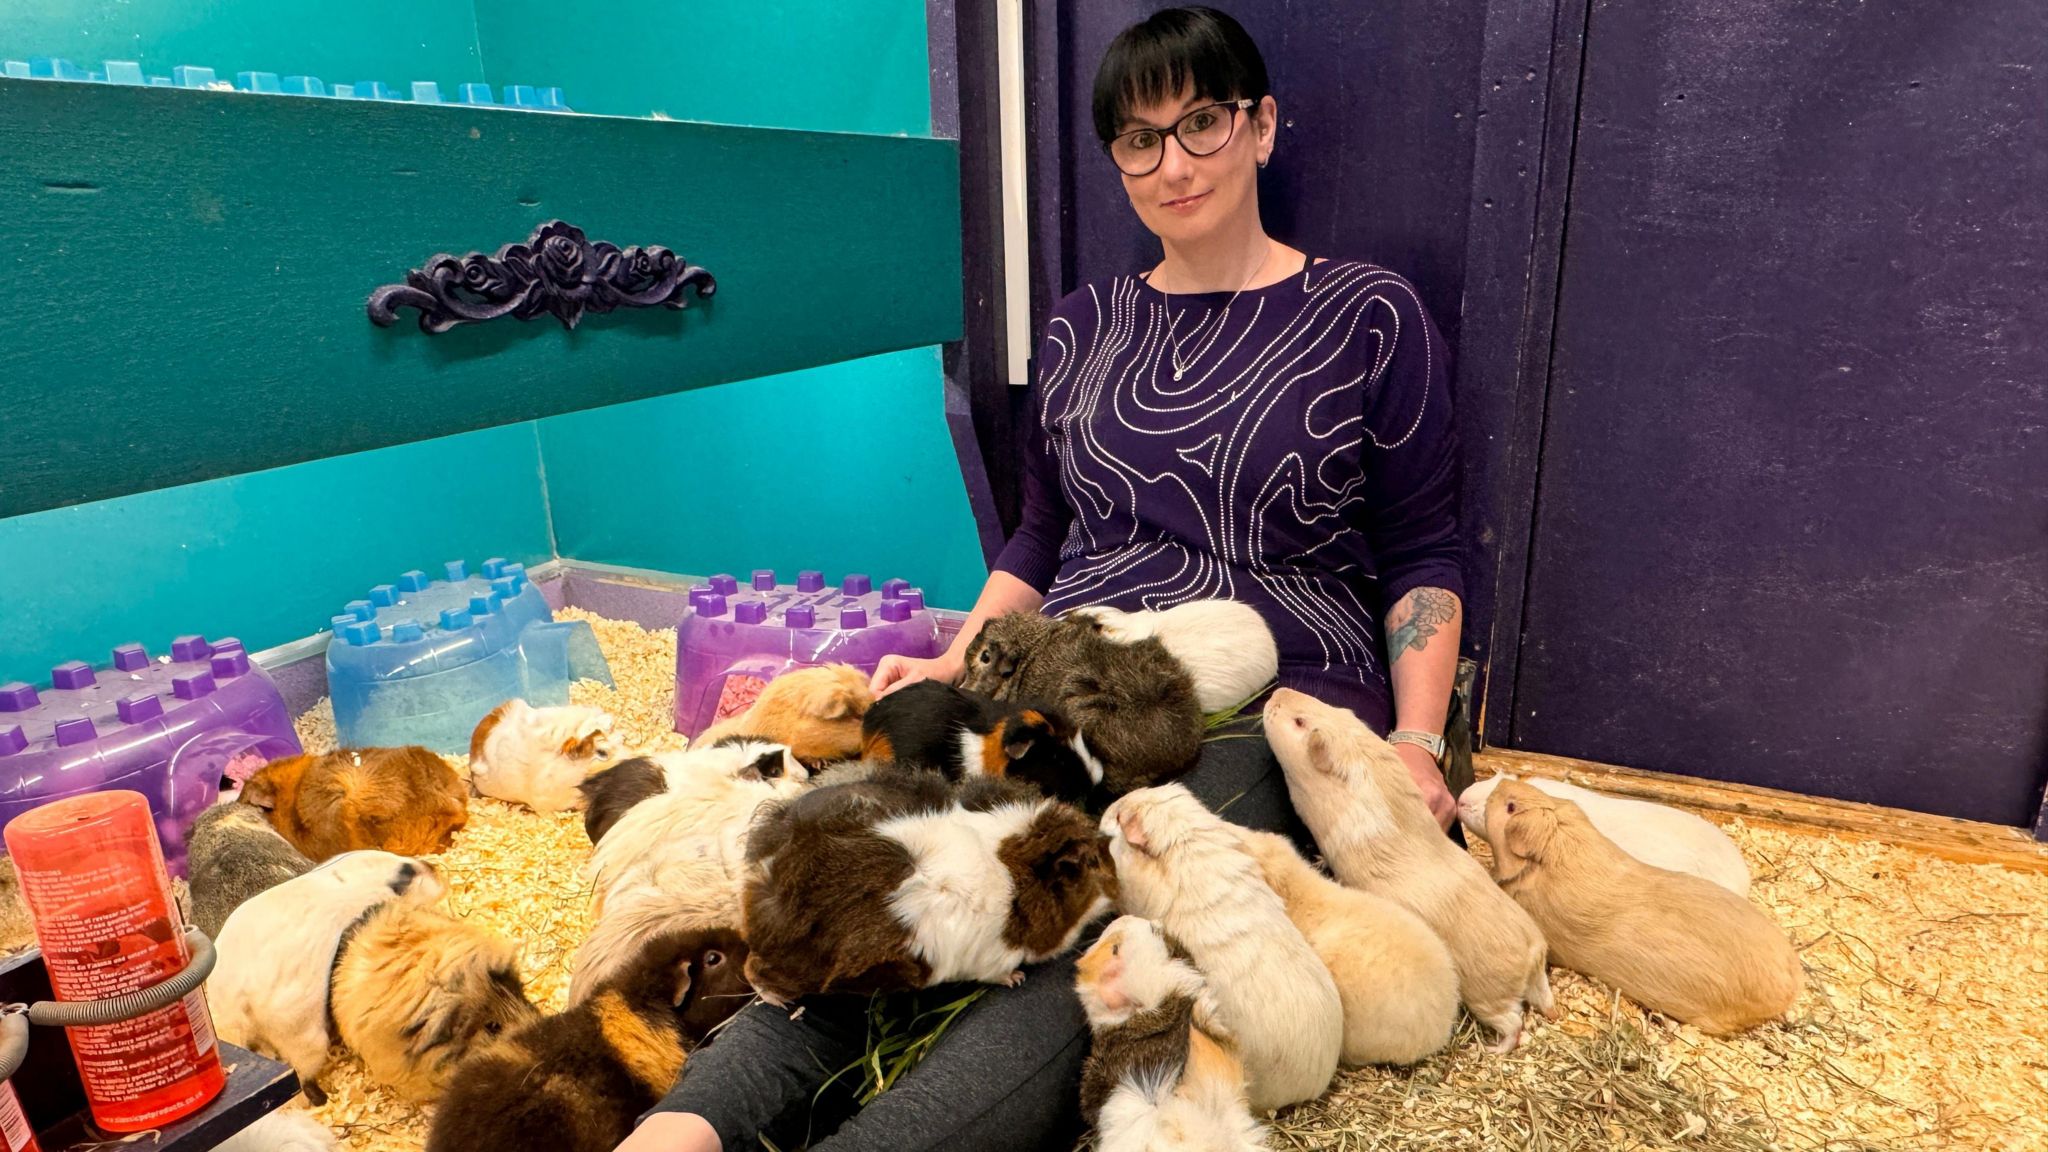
left=1115, top=86, right=1276, bottom=248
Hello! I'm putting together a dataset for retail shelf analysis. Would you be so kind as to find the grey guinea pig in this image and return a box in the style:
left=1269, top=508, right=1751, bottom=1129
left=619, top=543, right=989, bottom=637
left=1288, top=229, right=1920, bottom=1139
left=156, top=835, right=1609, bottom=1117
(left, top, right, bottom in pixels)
left=958, top=612, right=1203, bottom=795
left=186, top=799, right=317, bottom=941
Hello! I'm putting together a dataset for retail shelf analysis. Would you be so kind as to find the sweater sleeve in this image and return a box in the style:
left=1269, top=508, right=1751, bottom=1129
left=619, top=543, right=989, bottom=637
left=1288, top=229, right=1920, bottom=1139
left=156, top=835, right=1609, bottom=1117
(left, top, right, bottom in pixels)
left=990, top=321, right=1078, bottom=593
left=1359, top=275, right=1465, bottom=615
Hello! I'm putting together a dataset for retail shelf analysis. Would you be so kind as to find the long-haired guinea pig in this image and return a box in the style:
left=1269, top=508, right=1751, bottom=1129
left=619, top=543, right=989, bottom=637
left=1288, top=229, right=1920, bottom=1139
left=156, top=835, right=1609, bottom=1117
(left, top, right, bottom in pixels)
left=467, top=698, right=615, bottom=813
left=426, top=928, right=750, bottom=1152
left=860, top=679, right=1106, bottom=803
left=1483, top=780, right=1801, bottom=1035
left=740, top=767, right=1115, bottom=1006
left=1075, top=916, right=1266, bottom=1152
left=1232, top=827, right=1457, bottom=1066
left=569, top=740, right=806, bottom=1003
left=1101, top=785, right=1339, bottom=1113
left=209, top=851, right=444, bottom=1104
left=330, top=901, right=540, bottom=1101
left=577, top=755, right=669, bottom=844
left=1460, top=774, right=1751, bottom=897
left=242, top=747, right=468, bottom=861
left=958, top=612, right=1203, bottom=794
left=1265, top=689, right=1552, bottom=1051
left=1072, top=600, right=1279, bottom=715
left=186, top=799, right=316, bottom=940
left=694, top=664, right=873, bottom=766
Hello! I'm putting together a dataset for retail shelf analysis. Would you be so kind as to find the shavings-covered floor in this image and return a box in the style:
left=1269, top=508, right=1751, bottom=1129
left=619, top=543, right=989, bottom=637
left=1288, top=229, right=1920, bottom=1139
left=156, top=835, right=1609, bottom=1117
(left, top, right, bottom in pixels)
left=283, top=612, right=2046, bottom=1152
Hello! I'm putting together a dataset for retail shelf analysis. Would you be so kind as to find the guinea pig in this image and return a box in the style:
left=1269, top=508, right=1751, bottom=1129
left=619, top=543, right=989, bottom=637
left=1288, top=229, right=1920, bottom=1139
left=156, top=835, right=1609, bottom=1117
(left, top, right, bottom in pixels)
left=958, top=612, right=1203, bottom=794
left=1459, top=774, right=1751, bottom=897
left=329, top=900, right=541, bottom=1101
left=1071, top=600, right=1279, bottom=715
left=1074, top=915, right=1266, bottom=1152
left=1, top=854, right=35, bottom=955
left=860, top=679, right=1106, bottom=804
left=1483, top=780, right=1801, bottom=1035
left=426, top=928, right=751, bottom=1152
left=208, top=850, right=444, bottom=1104
left=1232, top=827, right=1457, bottom=1066
left=740, top=768, right=1115, bottom=1006
left=185, top=799, right=316, bottom=941
left=210, top=1109, right=338, bottom=1152
left=694, top=664, right=873, bottom=766
left=242, top=747, right=468, bottom=861
left=1100, top=784, right=1340, bottom=1113
left=467, top=698, right=615, bottom=813
left=569, top=740, right=807, bottom=1003
left=577, top=755, right=669, bottom=844
left=1264, top=689, right=1552, bottom=1051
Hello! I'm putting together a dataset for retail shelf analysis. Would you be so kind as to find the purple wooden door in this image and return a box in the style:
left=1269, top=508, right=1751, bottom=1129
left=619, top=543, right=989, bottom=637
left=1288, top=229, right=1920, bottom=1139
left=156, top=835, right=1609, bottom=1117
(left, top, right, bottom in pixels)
left=1513, top=1, right=2048, bottom=824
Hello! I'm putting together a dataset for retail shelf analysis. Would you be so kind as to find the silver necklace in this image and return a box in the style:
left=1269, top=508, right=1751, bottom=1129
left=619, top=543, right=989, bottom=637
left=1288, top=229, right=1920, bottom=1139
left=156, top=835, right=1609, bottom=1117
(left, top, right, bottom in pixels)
left=1163, top=241, right=1273, bottom=382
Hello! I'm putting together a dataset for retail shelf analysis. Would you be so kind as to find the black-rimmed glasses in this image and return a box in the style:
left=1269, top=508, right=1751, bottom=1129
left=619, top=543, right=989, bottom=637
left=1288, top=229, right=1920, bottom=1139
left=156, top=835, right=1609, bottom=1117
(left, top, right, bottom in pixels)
left=1103, top=99, right=1256, bottom=177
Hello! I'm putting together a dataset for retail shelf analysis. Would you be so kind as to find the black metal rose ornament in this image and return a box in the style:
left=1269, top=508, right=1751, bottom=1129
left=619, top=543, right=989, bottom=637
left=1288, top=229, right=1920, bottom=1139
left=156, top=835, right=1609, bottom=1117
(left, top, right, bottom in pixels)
left=368, top=220, right=716, bottom=333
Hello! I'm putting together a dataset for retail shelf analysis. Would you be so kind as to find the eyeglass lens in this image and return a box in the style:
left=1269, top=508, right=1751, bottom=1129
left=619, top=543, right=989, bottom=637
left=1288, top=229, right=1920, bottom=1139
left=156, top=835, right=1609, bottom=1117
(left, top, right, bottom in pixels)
left=1111, top=103, right=1240, bottom=176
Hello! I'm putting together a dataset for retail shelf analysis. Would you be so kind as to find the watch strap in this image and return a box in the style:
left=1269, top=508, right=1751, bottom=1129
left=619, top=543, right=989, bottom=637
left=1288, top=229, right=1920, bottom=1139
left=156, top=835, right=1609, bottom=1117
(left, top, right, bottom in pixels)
left=1388, top=729, right=1446, bottom=760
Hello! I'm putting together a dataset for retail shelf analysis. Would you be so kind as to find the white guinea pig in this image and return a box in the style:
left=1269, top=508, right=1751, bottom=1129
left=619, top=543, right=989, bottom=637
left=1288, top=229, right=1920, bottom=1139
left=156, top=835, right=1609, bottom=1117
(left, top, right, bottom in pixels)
left=468, top=699, right=615, bottom=813
left=1071, top=600, right=1278, bottom=714
left=1458, top=775, right=1750, bottom=897
left=211, top=1110, right=338, bottom=1152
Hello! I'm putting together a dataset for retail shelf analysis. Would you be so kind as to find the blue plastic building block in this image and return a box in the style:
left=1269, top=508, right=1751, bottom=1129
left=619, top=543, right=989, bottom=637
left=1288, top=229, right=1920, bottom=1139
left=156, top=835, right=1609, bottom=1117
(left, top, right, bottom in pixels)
left=457, top=82, right=496, bottom=105
left=103, top=60, right=144, bottom=85
left=537, top=86, right=571, bottom=111
left=331, top=83, right=357, bottom=99
left=172, top=64, right=217, bottom=88
left=2, top=62, right=28, bottom=79
left=352, top=80, right=398, bottom=100
left=502, top=84, right=540, bottom=108
left=147, top=75, right=173, bottom=87
left=31, top=57, right=87, bottom=81
left=281, top=75, right=327, bottom=96
left=412, top=80, right=442, bottom=103
left=324, top=557, right=613, bottom=753
left=235, top=71, right=281, bottom=93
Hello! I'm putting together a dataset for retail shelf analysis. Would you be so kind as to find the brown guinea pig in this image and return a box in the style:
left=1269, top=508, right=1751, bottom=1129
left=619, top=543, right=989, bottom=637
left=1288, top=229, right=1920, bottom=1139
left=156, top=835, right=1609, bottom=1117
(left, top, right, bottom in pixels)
left=242, top=747, right=468, bottom=861
left=1483, top=779, right=1802, bottom=1036
left=424, top=928, right=750, bottom=1152
left=330, top=901, right=541, bottom=1102
left=694, top=664, right=872, bottom=766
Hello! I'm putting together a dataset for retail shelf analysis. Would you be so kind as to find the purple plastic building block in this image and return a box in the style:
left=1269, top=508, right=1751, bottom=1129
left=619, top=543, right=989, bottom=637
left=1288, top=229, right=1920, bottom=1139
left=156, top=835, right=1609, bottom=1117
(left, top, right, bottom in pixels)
left=0, top=636, right=302, bottom=877
left=673, top=570, right=941, bottom=738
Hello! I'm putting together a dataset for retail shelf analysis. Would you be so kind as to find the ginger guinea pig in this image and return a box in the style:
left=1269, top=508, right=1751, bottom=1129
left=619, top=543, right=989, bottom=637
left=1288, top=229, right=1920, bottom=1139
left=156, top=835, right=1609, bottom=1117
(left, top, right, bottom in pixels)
left=1101, top=784, right=1340, bottom=1113
left=1483, top=780, right=1802, bottom=1035
left=468, top=699, right=615, bottom=813
left=1265, top=688, right=1553, bottom=1051
left=1459, top=774, right=1751, bottom=896
left=860, top=679, right=1106, bottom=804
left=186, top=798, right=316, bottom=941
left=694, top=664, right=873, bottom=766
left=242, top=747, right=467, bottom=861
left=1072, top=600, right=1279, bottom=715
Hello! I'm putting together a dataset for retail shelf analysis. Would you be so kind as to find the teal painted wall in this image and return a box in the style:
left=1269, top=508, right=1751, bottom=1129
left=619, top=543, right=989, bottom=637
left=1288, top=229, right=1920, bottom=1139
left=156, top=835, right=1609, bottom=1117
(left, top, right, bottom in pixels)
left=538, top=348, right=988, bottom=612
left=0, top=424, right=552, bottom=685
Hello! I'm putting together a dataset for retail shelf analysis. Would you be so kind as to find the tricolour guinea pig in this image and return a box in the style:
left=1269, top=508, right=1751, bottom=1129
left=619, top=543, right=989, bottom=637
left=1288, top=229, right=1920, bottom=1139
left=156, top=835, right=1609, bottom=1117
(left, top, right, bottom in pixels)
left=694, top=664, right=873, bottom=766
left=1264, top=689, right=1552, bottom=1051
left=569, top=740, right=807, bottom=1003
left=1483, top=780, right=1802, bottom=1035
left=426, top=928, right=751, bottom=1152
left=577, top=755, right=669, bottom=845
left=1071, top=600, right=1279, bottom=715
left=1100, top=785, right=1340, bottom=1113
left=740, top=767, right=1115, bottom=1006
left=185, top=799, right=316, bottom=941
left=210, top=1109, right=338, bottom=1152
left=1459, top=774, right=1751, bottom=897
left=208, top=851, right=444, bottom=1104
left=958, top=612, right=1203, bottom=794
left=1232, top=827, right=1457, bottom=1066
left=860, top=679, right=1106, bottom=803
left=242, top=747, right=468, bottom=861
left=329, top=901, right=541, bottom=1101
left=467, top=698, right=615, bottom=813
left=1074, top=915, right=1266, bottom=1152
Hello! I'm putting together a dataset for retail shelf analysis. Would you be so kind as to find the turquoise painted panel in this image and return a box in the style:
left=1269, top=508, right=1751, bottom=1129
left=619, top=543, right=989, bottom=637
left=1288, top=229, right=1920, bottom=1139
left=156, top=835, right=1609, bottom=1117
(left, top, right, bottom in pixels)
left=0, top=78, right=961, bottom=518
left=0, top=0, right=485, bottom=87
left=0, top=423, right=552, bottom=686
left=473, top=0, right=929, bottom=133
left=538, top=348, right=990, bottom=613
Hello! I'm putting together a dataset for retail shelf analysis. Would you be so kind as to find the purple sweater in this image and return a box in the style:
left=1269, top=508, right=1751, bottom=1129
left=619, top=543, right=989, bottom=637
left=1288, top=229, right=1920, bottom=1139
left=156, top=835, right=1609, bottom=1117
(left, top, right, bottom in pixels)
left=992, top=259, right=1463, bottom=731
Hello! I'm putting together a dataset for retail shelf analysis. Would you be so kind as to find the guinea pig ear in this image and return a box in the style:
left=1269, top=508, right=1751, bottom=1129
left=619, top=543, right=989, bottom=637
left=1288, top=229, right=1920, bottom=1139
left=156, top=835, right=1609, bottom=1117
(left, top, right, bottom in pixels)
left=1003, top=713, right=1049, bottom=763
left=671, top=956, right=698, bottom=1009
left=239, top=770, right=279, bottom=812
left=1503, top=805, right=1559, bottom=862
left=806, top=684, right=862, bottom=721
left=1116, top=806, right=1152, bottom=854
left=1304, top=728, right=1341, bottom=776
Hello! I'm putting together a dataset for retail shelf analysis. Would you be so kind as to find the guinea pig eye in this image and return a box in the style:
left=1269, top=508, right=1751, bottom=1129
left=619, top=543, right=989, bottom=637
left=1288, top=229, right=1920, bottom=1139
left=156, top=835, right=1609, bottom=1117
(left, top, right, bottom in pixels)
left=1506, top=802, right=1517, bottom=814
left=978, top=650, right=992, bottom=665
left=1111, top=943, right=1120, bottom=957
left=484, top=1020, right=503, bottom=1036
left=703, top=950, right=725, bottom=968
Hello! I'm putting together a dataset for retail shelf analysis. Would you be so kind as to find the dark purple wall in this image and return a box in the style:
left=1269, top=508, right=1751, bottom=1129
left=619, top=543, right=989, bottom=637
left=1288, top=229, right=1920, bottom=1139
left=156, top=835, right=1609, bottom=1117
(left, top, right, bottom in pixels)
left=1513, top=0, right=2048, bottom=824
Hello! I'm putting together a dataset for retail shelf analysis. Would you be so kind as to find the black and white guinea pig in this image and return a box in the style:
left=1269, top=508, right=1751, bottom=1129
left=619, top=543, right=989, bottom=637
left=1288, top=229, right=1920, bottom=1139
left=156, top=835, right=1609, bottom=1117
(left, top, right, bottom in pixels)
left=860, top=680, right=1105, bottom=804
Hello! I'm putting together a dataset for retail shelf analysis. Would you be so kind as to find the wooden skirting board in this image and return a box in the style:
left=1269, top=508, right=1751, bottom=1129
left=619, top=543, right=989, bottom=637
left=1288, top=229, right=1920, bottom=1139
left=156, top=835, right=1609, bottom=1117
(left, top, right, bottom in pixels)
left=1475, top=748, right=2048, bottom=874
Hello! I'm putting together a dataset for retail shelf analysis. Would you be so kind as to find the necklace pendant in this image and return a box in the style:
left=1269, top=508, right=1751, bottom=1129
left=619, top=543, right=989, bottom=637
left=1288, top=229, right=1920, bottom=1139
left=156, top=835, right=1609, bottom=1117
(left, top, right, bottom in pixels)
left=1173, top=368, right=1185, bottom=381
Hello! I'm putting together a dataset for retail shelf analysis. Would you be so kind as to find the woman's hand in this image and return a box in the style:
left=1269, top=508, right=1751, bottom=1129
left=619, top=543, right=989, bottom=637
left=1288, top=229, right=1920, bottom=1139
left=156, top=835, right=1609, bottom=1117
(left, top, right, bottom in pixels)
left=1391, top=741, right=1457, bottom=831
left=613, top=1112, right=720, bottom=1152
left=871, top=651, right=963, bottom=697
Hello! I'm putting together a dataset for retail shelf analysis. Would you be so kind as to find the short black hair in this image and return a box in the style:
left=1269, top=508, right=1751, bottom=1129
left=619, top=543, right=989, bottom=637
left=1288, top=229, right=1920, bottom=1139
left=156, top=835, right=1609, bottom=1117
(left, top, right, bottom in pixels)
left=1091, top=7, right=1270, bottom=144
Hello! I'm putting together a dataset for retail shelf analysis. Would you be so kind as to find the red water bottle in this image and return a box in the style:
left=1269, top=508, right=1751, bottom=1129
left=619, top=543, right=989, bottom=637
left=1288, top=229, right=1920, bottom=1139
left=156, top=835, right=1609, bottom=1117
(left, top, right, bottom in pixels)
left=0, top=1080, right=38, bottom=1152
left=5, top=791, right=224, bottom=1131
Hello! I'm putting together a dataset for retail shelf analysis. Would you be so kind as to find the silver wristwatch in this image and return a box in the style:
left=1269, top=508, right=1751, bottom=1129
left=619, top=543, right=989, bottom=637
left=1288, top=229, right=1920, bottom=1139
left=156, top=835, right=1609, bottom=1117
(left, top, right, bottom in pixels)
left=1388, top=729, right=1446, bottom=761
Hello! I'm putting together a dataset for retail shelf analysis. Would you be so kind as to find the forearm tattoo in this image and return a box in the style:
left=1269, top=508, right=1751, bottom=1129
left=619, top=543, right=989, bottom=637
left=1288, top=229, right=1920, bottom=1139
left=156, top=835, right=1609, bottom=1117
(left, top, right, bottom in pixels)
left=1387, top=587, right=1458, bottom=661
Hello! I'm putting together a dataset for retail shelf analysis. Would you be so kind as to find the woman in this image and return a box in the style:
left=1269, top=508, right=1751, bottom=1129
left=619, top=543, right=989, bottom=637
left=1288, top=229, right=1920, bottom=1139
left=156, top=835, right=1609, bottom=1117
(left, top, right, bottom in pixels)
left=622, top=8, right=1463, bottom=1150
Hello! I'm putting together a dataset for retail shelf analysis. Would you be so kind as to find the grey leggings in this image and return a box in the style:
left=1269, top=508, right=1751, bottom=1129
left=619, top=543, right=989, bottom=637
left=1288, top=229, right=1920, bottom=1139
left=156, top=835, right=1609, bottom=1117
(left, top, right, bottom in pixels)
left=642, top=733, right=1312, bottom=1152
